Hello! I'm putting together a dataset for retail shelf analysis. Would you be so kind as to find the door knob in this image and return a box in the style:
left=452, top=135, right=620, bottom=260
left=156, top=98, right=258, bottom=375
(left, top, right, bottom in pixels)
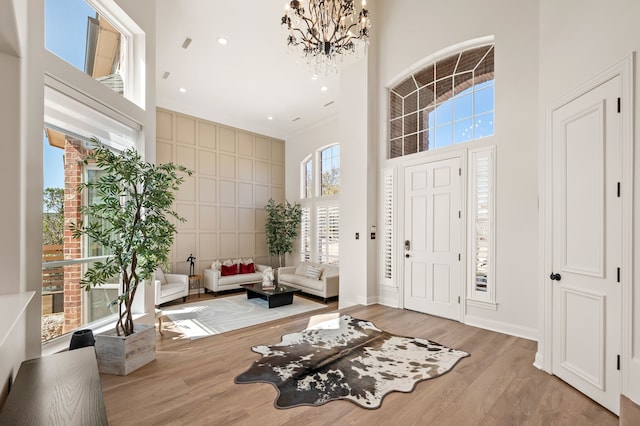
left=549, top=273, right=562, bottom=281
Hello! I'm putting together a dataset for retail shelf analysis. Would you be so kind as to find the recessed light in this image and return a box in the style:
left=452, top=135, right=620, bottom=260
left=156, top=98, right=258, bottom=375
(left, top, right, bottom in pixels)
left=267, top=116, right=273, bottom=121
left=311, top=74, right=319, bottom=80
left=179, top=88, right=187, bottom=93
left=217, top=37, right=228, bottom=45
left=320, top=86, right=328, bottom=92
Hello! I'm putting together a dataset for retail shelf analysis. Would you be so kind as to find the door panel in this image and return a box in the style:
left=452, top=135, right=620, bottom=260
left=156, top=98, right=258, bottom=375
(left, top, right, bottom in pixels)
left=404, top=157, right=462, bottom=320
left=551, top=76, right=621, bottom=414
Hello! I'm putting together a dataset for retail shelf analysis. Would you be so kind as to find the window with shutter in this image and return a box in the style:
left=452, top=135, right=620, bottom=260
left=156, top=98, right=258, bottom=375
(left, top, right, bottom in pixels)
left=300, top=207, right=311, bottom=262
left=383, top=169, right=394, bottom=282
left=468, top=146, right=495, bottom=306
left=317, top=205, right=340, bottom=265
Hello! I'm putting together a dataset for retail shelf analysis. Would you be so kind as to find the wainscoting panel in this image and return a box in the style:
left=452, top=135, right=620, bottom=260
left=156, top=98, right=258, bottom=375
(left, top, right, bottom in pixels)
left=157, top=108, right=285, bottom=275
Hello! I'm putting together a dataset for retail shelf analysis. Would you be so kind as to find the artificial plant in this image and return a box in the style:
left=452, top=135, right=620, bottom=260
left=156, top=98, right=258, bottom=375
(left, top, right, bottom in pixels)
left=265, top=198, right=302, bottom=267
left=71, top=139, right=191, bottom=336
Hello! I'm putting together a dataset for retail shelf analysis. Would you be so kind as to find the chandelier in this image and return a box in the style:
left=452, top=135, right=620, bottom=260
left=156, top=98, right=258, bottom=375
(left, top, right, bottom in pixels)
left=281, top=0, right=371, bottom=74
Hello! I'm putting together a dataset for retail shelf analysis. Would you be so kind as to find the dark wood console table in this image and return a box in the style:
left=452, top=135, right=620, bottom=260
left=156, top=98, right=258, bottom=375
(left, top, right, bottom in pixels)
left=0, top=347, right=108, bottom=425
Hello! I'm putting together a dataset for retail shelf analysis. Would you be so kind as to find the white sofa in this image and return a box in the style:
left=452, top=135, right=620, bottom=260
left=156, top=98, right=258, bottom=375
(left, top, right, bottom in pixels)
left=154, top=269, right=189, bottom=306
left=277, top=262, right=339, bottom=301
left=203, top=263, right=268, bottom=294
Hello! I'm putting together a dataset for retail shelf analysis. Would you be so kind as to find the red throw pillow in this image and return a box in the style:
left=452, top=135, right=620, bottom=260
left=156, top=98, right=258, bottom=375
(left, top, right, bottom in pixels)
left=240, top=263, right=255, bottom=274
left=221, top=264, right=237, bottom=276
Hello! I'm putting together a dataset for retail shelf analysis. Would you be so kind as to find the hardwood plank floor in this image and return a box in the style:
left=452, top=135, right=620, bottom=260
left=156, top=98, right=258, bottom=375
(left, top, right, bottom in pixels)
left=100, top=297, right=618, bottom=425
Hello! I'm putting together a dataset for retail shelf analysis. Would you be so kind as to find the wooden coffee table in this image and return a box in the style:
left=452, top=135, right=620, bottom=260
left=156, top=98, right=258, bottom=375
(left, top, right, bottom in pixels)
left=241, top=282, right=301, bottom=308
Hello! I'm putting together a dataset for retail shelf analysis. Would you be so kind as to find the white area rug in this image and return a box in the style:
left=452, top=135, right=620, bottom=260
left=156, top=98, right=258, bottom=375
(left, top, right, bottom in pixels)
left=162, top=294, right=327, bottom=339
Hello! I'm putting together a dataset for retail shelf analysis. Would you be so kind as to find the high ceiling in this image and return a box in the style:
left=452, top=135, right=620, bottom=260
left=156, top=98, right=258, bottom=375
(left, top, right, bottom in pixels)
left=156, top=0, right=347, bottom=140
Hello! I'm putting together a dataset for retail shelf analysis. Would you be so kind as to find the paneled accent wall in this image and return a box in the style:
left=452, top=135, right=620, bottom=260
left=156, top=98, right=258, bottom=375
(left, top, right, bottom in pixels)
left=156, top=108, right=285, bottom=275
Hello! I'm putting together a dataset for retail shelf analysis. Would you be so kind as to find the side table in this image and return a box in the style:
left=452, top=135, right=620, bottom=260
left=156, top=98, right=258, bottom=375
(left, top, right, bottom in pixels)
left=188, top=274, right=203, bottom=299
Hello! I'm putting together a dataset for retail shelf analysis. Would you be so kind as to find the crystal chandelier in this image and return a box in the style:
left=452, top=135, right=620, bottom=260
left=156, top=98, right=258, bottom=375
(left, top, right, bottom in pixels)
left=281, top=0, right=371, bottom=74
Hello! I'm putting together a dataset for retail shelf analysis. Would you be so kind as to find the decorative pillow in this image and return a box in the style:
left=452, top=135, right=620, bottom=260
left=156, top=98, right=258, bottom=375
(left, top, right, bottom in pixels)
left=295, top=263, right=307, bottom=276
left=211, top=260, right=222, bottom=271
left=222, top=259, right=235, bottom=267
left=221, top=264, right=237, bottom=276
left=306, top=265, right=322, bottom=280
left=240, top=262, right=255, bottom=274
left=241, top=258, right=254, bottom=265
left=155, top=267, right=167, bottom=284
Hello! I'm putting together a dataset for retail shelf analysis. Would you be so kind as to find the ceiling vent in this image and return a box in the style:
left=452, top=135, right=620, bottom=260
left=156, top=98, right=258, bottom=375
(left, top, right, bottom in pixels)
left=292, top=117, right=301, bottom=122
left=161, top=72, right=170, bottom=80
left=181, top=37, right=192, bottom=49
left=324, top=101, right=335, bottom=107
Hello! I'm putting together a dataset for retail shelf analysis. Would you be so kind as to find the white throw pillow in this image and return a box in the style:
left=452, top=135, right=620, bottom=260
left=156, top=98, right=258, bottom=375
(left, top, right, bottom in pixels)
left=294, top=263, right=307, bottom=276
left=241, top=258, right=254, bottom=265
left=222, top=259, right=235, bottom=267
left=211, top=260, right=222, bottom=271
left=306, top=265, right=322, bottom=280
left=155, top=267, right=167, bottom=284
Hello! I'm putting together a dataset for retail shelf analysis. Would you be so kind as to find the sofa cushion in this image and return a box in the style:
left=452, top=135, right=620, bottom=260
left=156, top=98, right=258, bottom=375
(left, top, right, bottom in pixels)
left=218, top=271, right=263, bottom=286
left=221, top=264, right=237, bottom=276
left=294, top=263, right=307, bottom=276
left=240, top=262, right=255, bottom=274
left=155, top=268, right=167, bottom=284
left=279, top=273, right=324, bottom=292
left=306, top=265, right=322, bottom=280
left=160, top=282, right=184, bottom=297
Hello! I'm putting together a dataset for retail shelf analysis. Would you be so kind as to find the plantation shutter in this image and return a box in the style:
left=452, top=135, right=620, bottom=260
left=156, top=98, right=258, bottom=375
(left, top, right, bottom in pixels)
left=383, top=169, right=394, bottom=281
left=300, top=207, right=311, bottom=262
left=470, top=147, right=494, bottom=301
left=317, top=205, right=339, bottom=264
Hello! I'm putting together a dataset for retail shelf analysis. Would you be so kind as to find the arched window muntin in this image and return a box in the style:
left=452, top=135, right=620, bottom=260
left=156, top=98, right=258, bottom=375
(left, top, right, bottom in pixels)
left=389, top=41, right=495, bottom=158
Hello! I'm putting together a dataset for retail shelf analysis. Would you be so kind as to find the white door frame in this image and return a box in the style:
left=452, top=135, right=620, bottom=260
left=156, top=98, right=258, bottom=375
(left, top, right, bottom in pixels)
left=397, top=148, right=467, bottom=322
left=537, top=55, right=634, bottom=399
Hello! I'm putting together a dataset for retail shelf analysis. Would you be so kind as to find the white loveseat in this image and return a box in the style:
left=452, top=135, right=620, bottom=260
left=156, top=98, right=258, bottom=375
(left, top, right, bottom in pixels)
left=277, top=262, right=339, bottom=301
left=203, top=260, right=268, bottom=294
left=154, top=269, right=189, bottom=306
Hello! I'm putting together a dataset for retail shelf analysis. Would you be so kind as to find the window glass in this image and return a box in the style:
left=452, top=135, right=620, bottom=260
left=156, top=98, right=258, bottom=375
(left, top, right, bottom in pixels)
left=302, top=159, right=312, bottom=198
left=320, top=145, right=340, bottom=196
left=389, top=43, right=494, bottom=158
left=45, top=0, right=128, bottom=97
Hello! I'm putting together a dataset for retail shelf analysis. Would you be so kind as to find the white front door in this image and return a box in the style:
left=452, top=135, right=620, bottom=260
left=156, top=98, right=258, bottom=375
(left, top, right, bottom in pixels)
left=551, top=75, right=622, bottom=414
left=404, top=157, right=462, bottom=320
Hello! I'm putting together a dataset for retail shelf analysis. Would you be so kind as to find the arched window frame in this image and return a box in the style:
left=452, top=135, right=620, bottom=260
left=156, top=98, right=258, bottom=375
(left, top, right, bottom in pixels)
left=388, top=40, right=495, bottom=158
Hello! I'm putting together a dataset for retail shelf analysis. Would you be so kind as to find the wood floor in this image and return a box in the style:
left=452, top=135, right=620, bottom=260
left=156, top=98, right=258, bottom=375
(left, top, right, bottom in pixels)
left=100, top=296, right=618, bottom=425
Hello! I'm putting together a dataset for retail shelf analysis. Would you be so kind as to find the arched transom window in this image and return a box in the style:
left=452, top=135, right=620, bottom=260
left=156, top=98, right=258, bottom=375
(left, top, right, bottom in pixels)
left=389, top=43, right=494, bottom=158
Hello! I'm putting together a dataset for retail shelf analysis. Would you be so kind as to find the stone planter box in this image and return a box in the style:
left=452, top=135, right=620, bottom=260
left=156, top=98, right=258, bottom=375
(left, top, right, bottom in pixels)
left=95, top=324, right=156, bottom=375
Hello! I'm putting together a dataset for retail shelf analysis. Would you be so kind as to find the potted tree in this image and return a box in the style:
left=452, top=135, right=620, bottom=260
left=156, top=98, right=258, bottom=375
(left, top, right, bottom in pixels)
left=265, top=198, right=302, bottom=268
left=71, top=139, right=190, bottom=375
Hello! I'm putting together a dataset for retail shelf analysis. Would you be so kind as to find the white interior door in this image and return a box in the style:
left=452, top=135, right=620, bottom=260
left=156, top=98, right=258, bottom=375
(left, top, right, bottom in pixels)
left=551, top=76, right=621, bottom=414
left=404, top=157, right=462, bottom=320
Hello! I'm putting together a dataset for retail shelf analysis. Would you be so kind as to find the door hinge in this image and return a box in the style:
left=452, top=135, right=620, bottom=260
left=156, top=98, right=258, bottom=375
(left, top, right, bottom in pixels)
left=458, top=296, right=461, bottom=304
left=617, top=355, right=621, bottom=370
left=617, top=182, right=621, bottom=198
left=459, top=168, right=462, bottom=176
left=617, top=267, right=621, bottom=283
left=458, top=253, right=461, bottom=261
left=458, top=210, right=461, bottom=219
left=617, top=97, right=621, bottom=113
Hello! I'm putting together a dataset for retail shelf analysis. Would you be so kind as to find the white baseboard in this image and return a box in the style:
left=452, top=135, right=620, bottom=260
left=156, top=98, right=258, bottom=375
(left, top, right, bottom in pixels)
left=533, top=351, right=544, bottom=370
left=464, top=314, right=538, bottom=341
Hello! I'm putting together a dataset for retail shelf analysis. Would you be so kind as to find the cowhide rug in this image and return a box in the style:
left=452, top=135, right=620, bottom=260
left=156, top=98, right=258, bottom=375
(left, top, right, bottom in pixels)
left=234, top=314, right=469, bottom=409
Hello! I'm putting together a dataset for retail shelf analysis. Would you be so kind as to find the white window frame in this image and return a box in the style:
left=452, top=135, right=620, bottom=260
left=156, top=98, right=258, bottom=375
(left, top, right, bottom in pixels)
left=299, top=144, right=340, bottom=265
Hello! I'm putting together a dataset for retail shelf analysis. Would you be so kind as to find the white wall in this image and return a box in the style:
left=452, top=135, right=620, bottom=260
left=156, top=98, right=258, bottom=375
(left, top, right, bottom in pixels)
left=373, top=0, right=539, bottom=338
left=538, top=0, right=640, bottom=404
